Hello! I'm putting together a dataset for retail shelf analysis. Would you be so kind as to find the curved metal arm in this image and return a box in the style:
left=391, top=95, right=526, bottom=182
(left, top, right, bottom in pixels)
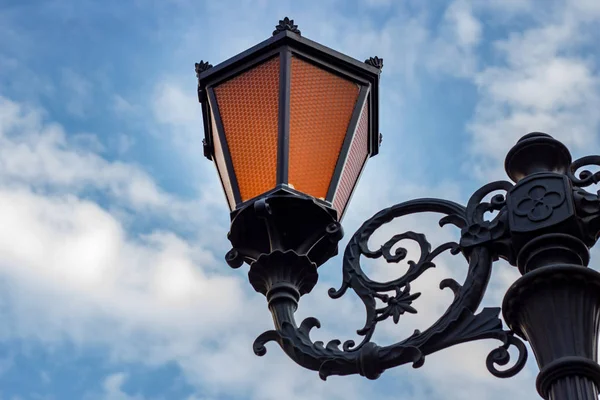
left=223, top=132, right=600, bottom=399
left=254, top=197, right=527, bottom=380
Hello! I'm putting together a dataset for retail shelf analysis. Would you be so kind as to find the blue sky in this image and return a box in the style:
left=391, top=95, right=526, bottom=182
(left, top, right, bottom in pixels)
left=0, top=0, right=600, bottom=399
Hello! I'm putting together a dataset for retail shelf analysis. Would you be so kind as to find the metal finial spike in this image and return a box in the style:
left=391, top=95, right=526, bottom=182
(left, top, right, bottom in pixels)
left=365, top=56, right=384, bottom=70
left=273, top=17, right=301, bottom=36
left=195, top=60, right=213, bottom=78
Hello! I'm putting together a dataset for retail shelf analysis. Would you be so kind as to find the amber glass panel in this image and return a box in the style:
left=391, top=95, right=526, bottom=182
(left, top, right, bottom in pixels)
left=289, top=57, right=360, bottom=199
left=210, top=110, right=236, bottom=210
left=333, top=101, right=369, bottom=217
left=214, top=57, right=280, bottom=202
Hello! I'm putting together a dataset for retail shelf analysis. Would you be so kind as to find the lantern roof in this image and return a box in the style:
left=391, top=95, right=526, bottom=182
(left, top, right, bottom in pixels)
left=197, top=18, right=382, bottom=159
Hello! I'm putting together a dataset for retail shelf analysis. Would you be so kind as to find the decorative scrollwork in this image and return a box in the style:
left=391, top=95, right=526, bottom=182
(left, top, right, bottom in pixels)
left=514, top=185, right=564, bottom=222
left=568, top=156, right=600, bottom=247
left=461, top=180, right=514, bottom=263
left=375, top=283, right=419, bottom=324
left=254, top=197, right=528, bottom=380
left=568, top=156, right=600, bottom=188
left=486, top=331, right=529, bottom=378
left=330, top=202, right=465, bottom=349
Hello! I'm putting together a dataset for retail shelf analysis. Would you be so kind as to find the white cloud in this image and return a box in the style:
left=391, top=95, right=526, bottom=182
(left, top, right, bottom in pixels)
left=0, top=96, right=202, bottom=220
left=571, top=0, right=600, bottom=19
left=0, top=186, right=244, bottom=339
left=424, top=0, right=481, bottom=78
left=88, top=373, right=144, bottom=400
left=465, top=1, right=600, bottom=179
left=152, top=82, right=204, bottom=150
left=450, top=0, right=482, bottom=48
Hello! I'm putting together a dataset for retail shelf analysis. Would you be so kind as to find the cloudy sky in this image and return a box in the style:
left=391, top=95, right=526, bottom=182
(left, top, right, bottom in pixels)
left=1, top=0, right=600, bottom=399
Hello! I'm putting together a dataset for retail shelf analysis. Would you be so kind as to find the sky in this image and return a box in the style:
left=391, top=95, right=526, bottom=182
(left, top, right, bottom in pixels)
left=0, top=0, right=600, bottom=399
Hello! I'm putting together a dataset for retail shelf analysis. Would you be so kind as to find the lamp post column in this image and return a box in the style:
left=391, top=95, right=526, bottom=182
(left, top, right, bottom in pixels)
left=503, top=238, right=600, bottom=400
left=501, top=133, right=600, bottom=400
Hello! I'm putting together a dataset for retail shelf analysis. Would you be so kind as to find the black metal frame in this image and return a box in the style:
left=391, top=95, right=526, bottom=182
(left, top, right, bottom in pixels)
left=326, top=86, right=370, bottom=218
left=277, top=47, right=292, bottom=184
left=206, top=89, right=242, bottom=205
left=197, top=26, right=382, bottom=214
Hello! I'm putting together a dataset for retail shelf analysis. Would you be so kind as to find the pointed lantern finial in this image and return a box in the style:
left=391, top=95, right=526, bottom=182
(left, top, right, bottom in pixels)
left=365, top=56, right=384, bottom=70
left=273, top=17, right=301, bottom=36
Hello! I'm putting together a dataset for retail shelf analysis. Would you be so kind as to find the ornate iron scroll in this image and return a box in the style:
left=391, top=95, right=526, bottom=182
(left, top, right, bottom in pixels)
left=569, top=156, right=600, bottom=246
left=254, top=193, right=527, bottom=380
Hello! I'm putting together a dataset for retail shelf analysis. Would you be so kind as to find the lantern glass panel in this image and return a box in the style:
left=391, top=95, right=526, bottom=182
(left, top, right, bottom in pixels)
left=288, top=56, right=360, bottom=199
left=214, top=56, right=280, bottom=202
left=210, top=109, right=236, bottom=210
left=332, top=100, right=369, bottom=216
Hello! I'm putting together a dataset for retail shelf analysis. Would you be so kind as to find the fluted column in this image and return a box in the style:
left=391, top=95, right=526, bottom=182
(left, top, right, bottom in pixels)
left=503, top=236, right=600, bottom=399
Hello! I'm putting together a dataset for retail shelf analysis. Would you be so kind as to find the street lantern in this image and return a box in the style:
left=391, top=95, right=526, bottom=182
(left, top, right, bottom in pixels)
left=196, top=19, right=600, bottom=400
left=196, top=17, right=381, bottom=218
left=196, top=17, right=382, bottom=272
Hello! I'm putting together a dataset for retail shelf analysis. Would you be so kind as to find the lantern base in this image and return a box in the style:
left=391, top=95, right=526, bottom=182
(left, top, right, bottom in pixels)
left=249, top=249, right=317, bottom=304
left=225, top=189, right=343, bottom=295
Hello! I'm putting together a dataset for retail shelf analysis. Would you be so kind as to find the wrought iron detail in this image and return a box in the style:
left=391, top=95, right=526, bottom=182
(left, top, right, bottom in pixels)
left=234, top=132, right=600, bottom=395
left=376, top=283, right=419, bottom=324
left=195, top=60, right=213, bottom=76
left=365, top=56, right=384, bottom=70
left=254, top=198, right=528, bottom=380
left=568, top=155, right=600, bottom=188
left=569, top=156, right=600, bottom=246
left=514, top=185, right=564, bottom=222
left=195, top=61, right=213, bottom=103
left=460, top=180, right=514, bottom=263
left=273, top=17, right=301, bottom=36
left=508, top=174, right=574, bottom=234
left=198, top=14, right=600, bottom=394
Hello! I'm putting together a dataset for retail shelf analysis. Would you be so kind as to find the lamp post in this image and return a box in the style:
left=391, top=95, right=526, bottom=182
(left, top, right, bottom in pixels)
left=196, top=18, right=600, bottom=400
